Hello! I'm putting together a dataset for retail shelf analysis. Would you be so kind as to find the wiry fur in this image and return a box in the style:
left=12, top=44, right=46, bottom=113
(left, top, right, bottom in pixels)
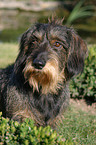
left=0, top=18, right=88, bottom=127
left=24, top=53, right=65, bottom=94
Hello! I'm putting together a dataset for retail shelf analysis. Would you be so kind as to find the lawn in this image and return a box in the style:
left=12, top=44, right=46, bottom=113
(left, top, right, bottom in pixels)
left=57, top=102, right=96, bottom=145
left=0, top=43, right=18, bottom=68
left=0, top=43, right=96, bottom=145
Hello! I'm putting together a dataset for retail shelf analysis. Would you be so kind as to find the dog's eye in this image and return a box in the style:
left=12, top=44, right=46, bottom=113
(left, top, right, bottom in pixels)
left=31, top=36, right=41, bottom=45
left=32, top=40, right=37, bottom=45
left=31, top=39, right=41, bottom=45
left=54, top=42, right=62, bottom=48
left=55, top=42, right=60, bottom=47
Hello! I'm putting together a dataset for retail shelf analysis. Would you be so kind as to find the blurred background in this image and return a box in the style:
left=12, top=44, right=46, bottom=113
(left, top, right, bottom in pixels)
left=0, top=0, right=96, bottom=44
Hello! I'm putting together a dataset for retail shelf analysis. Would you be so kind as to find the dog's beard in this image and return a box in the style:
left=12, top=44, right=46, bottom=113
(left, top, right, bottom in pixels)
left=23, top=55, right=65, bottom=94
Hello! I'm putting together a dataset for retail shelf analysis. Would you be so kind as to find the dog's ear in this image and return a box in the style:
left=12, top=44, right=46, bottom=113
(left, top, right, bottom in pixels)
left=19, top=31, right=28, bottom=51
left=14, top=30, right=30, bottom=73
left=14, top=27, right=35, bottom=73
left=67, top=30, right=88, bottom=78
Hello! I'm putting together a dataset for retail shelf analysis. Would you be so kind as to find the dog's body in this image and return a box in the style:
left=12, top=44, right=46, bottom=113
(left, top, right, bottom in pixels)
left=0, top=19, right=87, bottom=127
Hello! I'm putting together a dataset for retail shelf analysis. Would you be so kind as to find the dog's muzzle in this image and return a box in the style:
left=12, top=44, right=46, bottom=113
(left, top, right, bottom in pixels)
left=23, top=53, right=64, bottom=94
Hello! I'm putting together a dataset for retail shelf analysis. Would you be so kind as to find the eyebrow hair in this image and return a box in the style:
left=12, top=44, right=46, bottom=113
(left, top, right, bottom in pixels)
left=49, top=29, right=68, bottom=47
left=33, top=31, right=43, bottom=38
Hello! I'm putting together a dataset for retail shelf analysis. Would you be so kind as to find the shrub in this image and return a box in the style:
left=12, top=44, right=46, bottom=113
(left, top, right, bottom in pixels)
left=0, top=112, right=63, bottom=145
left=70, top=45, right=96, bottom=102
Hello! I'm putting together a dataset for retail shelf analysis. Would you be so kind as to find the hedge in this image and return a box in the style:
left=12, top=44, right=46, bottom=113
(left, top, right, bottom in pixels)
left=70, top=45, right=96, bottom=102
left=0, top=112, right=65, bottom=145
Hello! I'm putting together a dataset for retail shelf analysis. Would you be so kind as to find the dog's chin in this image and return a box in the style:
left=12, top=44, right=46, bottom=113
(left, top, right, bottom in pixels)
left=23, top=60, right=65, bottom=94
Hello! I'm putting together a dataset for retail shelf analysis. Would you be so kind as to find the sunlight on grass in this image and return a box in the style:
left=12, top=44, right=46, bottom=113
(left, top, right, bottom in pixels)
left=0, top=43, right=19, bottom=68
left=57, top=105, right=96, bottom=145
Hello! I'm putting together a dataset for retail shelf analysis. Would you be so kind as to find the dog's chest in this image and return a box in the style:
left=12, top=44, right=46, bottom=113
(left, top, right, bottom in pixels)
left=28, top=91, right=64, bottom=124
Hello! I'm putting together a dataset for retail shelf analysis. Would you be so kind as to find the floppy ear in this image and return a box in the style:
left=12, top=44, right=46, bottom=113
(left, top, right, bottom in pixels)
left=67, top=30, right=88, bottom=78
left=14, top=30, right=30, bottom=73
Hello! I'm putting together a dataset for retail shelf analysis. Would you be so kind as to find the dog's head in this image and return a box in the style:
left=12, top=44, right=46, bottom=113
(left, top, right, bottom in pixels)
left=14, top=19, right=88, bottom=94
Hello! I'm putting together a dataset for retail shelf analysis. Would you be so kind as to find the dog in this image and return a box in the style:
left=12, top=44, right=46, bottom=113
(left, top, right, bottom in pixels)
left=0, top=18, right=88, bottom=127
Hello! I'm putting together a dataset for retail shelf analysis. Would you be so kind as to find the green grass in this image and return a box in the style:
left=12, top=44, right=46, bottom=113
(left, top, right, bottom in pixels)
left=0, top=43, right=96, bottom=144
left=0, top=42, right=18, bottom=68
left=57, top=106, right=96, bottom=145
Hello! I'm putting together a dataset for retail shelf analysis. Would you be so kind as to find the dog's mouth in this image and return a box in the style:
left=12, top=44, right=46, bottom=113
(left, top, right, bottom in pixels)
left=23, top=55, right=65, bottom=94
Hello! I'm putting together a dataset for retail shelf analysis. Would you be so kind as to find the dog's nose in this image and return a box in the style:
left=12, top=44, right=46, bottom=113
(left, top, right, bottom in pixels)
left=33, top=59, right=45, bottom=69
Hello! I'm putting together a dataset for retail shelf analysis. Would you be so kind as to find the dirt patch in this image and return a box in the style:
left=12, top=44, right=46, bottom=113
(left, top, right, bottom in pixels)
left=70, top=99, right=96, bottom=115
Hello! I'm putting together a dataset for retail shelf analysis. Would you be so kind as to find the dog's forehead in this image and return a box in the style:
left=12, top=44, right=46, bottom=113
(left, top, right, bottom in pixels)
left=31, top=23, right=47, bottom=39
left=32, top=23, right=69, bottom=39
left=49, top=26, right=68, bottom=39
